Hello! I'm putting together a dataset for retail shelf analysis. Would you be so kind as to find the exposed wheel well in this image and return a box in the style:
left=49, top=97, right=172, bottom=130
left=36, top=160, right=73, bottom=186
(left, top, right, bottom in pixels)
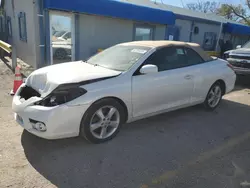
left=215, top=79, right=226, bottom=95
left=91, top=97, right=128, bottom=123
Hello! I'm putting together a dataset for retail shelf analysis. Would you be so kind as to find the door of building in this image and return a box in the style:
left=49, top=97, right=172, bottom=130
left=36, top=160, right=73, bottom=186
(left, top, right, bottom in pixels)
left=165, top=25, right=180, bottom=41
left=49, top=11, right=75, bottom=64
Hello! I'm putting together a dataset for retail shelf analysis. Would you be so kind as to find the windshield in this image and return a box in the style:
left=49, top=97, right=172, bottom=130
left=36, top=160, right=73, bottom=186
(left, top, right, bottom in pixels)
left=86, top=45, right=151, bottom=71
left=54, top=31, right=66, bottom=37
left=243, top=41, right=250, bottom=48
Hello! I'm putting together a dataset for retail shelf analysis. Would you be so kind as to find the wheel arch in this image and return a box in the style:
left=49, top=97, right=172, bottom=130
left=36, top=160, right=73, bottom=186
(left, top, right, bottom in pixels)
left=85, top=96, right=129, bottom=123
left=215, top=79, right=226, bottom=95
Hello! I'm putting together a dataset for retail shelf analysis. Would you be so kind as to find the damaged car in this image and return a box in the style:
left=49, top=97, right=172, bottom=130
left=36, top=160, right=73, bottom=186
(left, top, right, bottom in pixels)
left=12, top=41, right=236, bottom=143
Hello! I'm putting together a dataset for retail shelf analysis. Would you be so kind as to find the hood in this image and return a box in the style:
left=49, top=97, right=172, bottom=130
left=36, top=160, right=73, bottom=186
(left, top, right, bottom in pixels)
left=25, top=61, right=121, bottom=97
left=229, top=48, right=250, bottom=55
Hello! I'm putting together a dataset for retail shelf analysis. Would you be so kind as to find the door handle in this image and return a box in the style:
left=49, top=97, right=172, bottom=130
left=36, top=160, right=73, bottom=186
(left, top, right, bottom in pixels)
left=184, top=75, right=193, bottom=80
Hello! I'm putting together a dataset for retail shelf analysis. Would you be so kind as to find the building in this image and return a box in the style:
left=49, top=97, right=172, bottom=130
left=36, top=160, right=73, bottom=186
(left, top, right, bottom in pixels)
left=127, top=0, right=250, bottom=51
left=3, top=0, right=250, bottom=69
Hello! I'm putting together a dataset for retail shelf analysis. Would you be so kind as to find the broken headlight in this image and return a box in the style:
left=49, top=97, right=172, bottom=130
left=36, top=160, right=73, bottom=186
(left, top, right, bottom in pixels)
left=37, top=84, right=87, bottom=107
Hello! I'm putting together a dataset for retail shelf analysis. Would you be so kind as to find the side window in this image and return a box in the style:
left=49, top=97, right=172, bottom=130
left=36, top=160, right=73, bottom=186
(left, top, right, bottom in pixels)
left=184, top=48, right=204, bottom=66
left=144, top=47, right=187, bottom=72
left=7, top=17, right=12, bottom=38
left=18, top=12, right=27, bottom=42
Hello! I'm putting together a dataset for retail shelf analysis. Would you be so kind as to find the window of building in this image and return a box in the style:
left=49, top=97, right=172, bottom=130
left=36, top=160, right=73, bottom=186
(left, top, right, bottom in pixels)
left=7, top=17, right=12, bottom=38
left=194, top=26, right=199, bottom=35
left=18, top=12, right=27, bottom=42
left=0, top=16, right=4, bottom=33
left=134, top=24, right=154, bottom=41
left=203, top=32, right=216, bottom=51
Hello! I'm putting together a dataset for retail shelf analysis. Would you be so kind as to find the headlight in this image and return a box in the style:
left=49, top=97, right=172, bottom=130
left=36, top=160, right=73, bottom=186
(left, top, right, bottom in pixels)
left=37, top=84, right=87, bottom=106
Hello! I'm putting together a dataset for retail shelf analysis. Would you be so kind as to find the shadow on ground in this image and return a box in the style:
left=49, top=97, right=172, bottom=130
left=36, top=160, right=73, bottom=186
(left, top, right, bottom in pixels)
left=21, top=86, right=250, bottom=188
left=234, top=75, right=250, bottom=91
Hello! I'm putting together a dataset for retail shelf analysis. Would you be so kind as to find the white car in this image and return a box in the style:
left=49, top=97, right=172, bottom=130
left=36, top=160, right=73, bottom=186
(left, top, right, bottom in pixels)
left=12, top=41, right=236, bottom=143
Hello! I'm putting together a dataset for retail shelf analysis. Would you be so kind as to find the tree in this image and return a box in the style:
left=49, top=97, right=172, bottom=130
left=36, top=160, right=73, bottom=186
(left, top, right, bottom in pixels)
left=216, top=2, right=250, bottom=25
left=186, top=1, right=219, bottom=13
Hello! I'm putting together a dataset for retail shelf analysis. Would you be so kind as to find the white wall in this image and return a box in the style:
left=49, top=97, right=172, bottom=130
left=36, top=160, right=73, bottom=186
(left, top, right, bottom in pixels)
left=78, top=14, right=166, bottom=59
left=155, top=25, right=166, bottom=40
left=175, top=19, right=221, bottom=50
left=175, top=19, right=191, bottom=42
left=4, top=0, right=38, bottom=68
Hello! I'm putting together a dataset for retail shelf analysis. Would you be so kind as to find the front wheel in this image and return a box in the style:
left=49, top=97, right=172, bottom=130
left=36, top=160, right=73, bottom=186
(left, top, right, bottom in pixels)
left=204, top=82, right=223, bottom=110
left=55, top=48, right=67, bottom=59
left=80, top=99, right=126, bottom=144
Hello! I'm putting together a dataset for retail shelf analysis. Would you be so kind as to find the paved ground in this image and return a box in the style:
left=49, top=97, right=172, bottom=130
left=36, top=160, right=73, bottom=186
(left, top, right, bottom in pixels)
left=1, top=59, right=250, bottom=188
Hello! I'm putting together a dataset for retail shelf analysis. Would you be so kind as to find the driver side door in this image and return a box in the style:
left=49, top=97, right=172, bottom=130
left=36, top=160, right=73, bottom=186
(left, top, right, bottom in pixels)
left=131, top=47, right=195, bottom=118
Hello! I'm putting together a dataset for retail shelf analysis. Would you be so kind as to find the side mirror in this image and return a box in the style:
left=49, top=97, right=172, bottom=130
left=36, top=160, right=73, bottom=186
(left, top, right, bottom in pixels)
left=140, top=64, right=158, bottom=74
left=236, top=45, right=242, bottom=49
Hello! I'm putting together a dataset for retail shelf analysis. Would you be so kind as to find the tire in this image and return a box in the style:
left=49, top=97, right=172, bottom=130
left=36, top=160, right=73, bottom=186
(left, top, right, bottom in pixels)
left=80, top=98, right=126, bottom=144
left=55, top=48, right=67, bottom=60
left=204, top=82, right=223, bottom=111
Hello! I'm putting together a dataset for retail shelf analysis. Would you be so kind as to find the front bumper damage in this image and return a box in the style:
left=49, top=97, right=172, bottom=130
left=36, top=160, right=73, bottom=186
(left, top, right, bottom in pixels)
left=12, top=84, right=90, bottom=139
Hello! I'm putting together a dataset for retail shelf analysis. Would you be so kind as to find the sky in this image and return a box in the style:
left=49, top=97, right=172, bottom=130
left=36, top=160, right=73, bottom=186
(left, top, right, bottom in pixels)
left=158, top=0, right=244, bottom=7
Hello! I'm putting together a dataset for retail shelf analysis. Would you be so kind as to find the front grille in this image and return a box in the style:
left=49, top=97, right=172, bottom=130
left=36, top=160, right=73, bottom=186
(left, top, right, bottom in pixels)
left=229, top=55, right=250, bottom=60
left=19, top=86, right=41, bottom=100
left=229, top=61, right=250, bottom=68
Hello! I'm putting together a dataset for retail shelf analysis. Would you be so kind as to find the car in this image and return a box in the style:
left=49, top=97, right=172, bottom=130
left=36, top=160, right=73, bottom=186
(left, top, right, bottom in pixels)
left=225, top=40, right=250, bottom=75
left=52, top=31, right=72, bottom=59
left=52, top=40, right=72, bottom=60
left=12, top=41, right=236, bottom=144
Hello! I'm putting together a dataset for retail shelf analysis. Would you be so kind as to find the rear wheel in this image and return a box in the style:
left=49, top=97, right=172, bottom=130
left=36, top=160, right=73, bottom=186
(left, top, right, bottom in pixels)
left=204, top=82, right=223, bottom=110
left=80, top=98, right=126, bottom=144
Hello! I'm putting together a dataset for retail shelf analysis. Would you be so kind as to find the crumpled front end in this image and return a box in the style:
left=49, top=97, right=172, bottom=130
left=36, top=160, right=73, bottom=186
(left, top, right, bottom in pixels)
left=12, top=83, right=90, bottom=139
left=12, top=61, right=121, bottom=139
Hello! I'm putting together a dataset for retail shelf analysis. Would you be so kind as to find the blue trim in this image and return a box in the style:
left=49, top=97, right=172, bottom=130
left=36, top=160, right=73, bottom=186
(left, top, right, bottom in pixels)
left=223, top=22, right=250, bottom=35
left=75, top=14, right=80, bottom=60
left=44, top=0, right=175, bottom=25
left=44, top=10, right=51, bottom=65
left=176, top=14, right=221, bottom=25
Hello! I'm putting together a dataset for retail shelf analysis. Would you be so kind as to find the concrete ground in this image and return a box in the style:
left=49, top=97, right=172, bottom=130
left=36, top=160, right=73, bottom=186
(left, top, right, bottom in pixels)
left=1, top=59, right=250, bottom=188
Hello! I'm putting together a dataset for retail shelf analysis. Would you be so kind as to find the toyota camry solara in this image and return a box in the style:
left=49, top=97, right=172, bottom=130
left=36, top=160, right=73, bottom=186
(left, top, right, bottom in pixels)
left=12, top=41, right=236, bottom=143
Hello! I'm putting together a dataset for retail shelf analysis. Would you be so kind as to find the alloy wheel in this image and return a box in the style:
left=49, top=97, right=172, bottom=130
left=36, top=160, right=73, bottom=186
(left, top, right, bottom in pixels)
left=89, top=106, right=120, bottom=139
left=207, top=85, right=222, bottom=108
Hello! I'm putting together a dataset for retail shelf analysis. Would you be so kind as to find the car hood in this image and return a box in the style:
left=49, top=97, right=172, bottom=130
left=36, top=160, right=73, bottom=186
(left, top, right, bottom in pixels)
left=229, top=48, right=250, bottom=55
left=25, top=61, right=121, bottom=97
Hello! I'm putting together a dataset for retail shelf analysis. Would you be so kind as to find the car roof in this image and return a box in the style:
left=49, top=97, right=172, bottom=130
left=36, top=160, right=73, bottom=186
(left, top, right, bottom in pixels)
left=120, top=40, right=213, bottom=61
